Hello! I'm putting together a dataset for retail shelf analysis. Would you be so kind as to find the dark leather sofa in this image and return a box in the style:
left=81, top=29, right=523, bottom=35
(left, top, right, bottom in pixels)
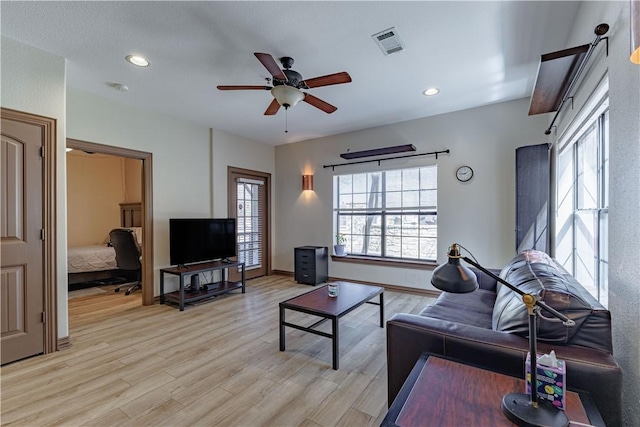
left=387, top=250, right=622, bottom=426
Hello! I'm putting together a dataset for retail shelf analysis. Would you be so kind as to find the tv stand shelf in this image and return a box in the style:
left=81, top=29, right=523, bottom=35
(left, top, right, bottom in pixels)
left=160, top=260, right=245, bottom=311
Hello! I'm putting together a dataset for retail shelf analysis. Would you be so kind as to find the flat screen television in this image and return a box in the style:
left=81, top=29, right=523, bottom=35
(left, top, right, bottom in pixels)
left=169, top=218, right=236, bottom=266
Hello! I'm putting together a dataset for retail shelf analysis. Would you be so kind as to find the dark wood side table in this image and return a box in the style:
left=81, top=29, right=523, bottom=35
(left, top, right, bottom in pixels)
left=382, top=353, right=605, bottom=427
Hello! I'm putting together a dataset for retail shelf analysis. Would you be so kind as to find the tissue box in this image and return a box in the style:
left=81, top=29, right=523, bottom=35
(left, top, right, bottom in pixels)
left=525, top=352, right=566, bottom=410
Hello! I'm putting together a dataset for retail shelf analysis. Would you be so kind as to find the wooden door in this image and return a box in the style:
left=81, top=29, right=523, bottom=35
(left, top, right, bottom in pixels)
left=1, top=116, right=46, bottom=364
left=228, top=167, right=271, bottom=281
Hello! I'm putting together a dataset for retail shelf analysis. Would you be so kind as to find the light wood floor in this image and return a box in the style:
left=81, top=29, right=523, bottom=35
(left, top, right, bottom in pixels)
left=1, top=275, right=435, bottom=426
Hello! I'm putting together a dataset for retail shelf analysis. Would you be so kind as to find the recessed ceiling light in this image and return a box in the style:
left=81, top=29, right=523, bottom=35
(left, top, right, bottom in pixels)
left=423, top=88, right=440, bottom=96
left=126, top=55, right=150, bottom=67
left=66, top=148, right=73, bottom=152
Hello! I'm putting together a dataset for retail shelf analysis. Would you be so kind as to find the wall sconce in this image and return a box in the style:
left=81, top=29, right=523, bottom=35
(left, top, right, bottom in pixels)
left=302, top=174, right=314, bottom=191
left=632, top=0, right=640, bottom=64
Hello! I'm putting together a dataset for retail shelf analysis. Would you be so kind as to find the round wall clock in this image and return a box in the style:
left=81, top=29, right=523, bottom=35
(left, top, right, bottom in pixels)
left=456, top=165, right=474, bottom=182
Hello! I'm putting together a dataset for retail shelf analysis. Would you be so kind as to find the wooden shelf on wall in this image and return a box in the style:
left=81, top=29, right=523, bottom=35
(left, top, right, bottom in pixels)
left=528, top=44, right=589, bottom=116
left=340, top=144, right=416, bottom=159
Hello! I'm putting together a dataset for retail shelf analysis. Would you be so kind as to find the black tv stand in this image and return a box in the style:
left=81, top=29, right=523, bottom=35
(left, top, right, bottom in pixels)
left=160, top=260, right=245, bottom=311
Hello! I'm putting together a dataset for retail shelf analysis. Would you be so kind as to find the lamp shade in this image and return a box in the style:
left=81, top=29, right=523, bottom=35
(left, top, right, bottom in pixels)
left=271, top=85, right=304, bottom=108
left=431, top=246, right=478, bottom=293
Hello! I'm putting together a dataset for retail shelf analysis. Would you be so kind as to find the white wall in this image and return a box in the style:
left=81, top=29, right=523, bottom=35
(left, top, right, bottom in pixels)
left=69, top=91, right=277, bottom=306
left=274, top=98, right=549, bottom=290
left=558, top=2, right=640, bottom=425
left=1, top=36, right=276, bottom=339
left=67, top=87, right=212, bottom=280
left=211, top=128, right=276, bottom=218
left=210, top=128, right=276, bottom=271
left=1, top=37, right=69, bottom=338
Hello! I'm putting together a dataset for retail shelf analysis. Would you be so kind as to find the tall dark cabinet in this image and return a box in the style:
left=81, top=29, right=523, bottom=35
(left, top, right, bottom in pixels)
left=515, top=143, right=550, bottom=253
left=294, top=246, right=328, bottom=285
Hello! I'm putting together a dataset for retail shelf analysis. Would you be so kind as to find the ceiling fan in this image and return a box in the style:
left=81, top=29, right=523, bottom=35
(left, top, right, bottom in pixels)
left=217, top=53, right=352, bottom=115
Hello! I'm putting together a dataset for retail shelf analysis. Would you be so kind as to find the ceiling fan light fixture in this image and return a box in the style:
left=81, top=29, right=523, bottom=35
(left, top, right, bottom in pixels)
left=271, top=85, right=304, bottom=108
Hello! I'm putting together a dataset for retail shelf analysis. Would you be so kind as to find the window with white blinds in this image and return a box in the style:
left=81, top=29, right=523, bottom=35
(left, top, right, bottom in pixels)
left=236, top=177, right=264, bottom=270
left=556, top=79, right=609, bottom=307
left=333, top=165, right=438, bottom=261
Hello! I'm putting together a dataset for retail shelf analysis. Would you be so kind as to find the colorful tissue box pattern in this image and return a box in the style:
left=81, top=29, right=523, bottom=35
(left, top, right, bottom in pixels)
left=525, top=352, right=566, bottom=410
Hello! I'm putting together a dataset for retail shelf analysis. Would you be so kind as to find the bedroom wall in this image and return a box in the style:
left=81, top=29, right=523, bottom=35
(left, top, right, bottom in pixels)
left=124, top=157, right=142, bottom=202
left=67, top=151, right=133, bottom=247
left=558, top=2, right=640, bottom=425
left=274, top=98, right=549, bottom=291
left=1, top=37, right=69, bottom=339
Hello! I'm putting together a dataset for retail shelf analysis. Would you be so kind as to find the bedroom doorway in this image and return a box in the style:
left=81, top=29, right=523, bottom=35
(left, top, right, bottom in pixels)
left=66, top=139, right=154, bottom=306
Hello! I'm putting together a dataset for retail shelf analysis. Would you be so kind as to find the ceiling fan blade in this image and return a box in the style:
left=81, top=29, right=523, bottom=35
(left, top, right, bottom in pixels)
left=303, top=93, right=337, bottom=114
left=254, top=53, right=287, bottom=81
left=264, top=98, right=281, bottom=115
left=217, top=85, right=271, bottom=90
left=302, top=72, right=352, bottom=89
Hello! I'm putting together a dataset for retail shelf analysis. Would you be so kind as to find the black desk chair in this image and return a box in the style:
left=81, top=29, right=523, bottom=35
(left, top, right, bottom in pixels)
left=109, top=228, right=142, bottom=295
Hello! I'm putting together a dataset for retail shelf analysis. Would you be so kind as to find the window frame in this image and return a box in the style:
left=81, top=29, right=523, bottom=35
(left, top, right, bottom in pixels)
left=333, top=165, right=438, bottom=263
left=555, top=78, right=609, bottom=306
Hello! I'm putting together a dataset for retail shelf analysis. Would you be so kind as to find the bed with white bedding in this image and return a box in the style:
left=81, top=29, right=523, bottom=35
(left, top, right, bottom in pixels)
left=67, top=203, right=142, bottom=287
left=67, top=244, right=118, bottom=274
left=67, top=243, right=120, bottom=286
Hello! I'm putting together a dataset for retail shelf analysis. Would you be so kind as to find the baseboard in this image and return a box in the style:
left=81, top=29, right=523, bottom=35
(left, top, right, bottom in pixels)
left=57, top=335, right=71, bottom=351
left=271, top=270, right=293, bottom=277
left=270, top=270, right=439, bottom=297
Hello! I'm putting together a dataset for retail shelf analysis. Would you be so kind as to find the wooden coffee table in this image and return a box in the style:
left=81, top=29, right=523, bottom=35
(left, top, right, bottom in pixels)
left=382, top=353, right=605, bottom=426
left=279, top=281, right=384, bottom=369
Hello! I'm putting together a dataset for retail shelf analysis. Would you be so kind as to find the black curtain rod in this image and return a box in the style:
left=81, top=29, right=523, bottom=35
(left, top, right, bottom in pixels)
left=545, top=23, right=609, bottom=136
left=323, top=149, right=450, bottom=170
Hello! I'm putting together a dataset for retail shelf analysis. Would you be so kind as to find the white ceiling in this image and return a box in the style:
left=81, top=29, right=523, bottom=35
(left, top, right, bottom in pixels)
left=1, top=1, right=580, bottom=146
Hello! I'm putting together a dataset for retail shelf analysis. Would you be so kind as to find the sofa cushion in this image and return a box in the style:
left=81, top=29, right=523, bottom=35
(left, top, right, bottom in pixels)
left=492, top=250, right=612, bottom=352
left=420, top=289, right=495, bottom=329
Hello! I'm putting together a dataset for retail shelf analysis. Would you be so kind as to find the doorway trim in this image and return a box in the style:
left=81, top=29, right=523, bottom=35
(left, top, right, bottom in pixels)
left=227, top=166, right=272, bottom=277
left=1, top=108, right=58, bottom=356
left=67, top=139, right=154, bottom=306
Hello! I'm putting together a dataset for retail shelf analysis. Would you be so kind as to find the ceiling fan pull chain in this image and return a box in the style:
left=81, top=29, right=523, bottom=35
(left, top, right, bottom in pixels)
left=285, top=108, right=289, bottom=133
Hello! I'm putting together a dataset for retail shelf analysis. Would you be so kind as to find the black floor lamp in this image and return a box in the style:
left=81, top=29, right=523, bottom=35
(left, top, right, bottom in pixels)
left=430, top=244, right=576, bottom=427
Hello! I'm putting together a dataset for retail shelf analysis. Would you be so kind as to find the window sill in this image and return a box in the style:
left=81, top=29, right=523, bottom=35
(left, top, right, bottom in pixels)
left=331, top=254, right=438, bottom=270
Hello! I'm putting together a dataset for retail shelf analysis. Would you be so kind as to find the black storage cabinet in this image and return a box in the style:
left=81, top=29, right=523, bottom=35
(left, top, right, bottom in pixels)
left=294, top=246, right=328, bottom=285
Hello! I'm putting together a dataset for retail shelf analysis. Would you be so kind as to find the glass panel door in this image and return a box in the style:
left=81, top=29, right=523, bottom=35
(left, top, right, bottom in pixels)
left=228, top=168, right=270, bottom=281
left=236, top=180, right=263, bottom=271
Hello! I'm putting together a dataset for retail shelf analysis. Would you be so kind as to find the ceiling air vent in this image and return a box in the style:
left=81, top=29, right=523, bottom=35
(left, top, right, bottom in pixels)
left=372, top=27, right=405, bottom=56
